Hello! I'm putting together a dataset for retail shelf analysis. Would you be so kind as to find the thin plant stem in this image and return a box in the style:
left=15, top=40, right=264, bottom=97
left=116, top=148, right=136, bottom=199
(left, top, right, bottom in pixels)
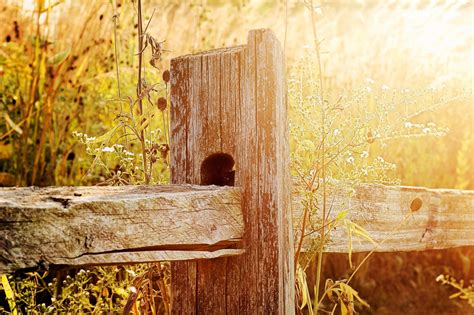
left=137, top=0, right=149, bottom=184
left=308, top=0, right=326, bottom=313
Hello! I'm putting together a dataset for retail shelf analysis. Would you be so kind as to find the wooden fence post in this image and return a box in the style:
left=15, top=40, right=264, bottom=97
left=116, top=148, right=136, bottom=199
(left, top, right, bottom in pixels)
left=170, top=29, right=295, bottom=313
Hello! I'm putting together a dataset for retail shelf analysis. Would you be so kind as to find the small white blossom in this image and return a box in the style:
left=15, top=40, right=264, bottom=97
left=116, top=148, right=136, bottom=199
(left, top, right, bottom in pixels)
left=361, top=151, right=369, bottom=158
left=366, top=78, right=375, bottom=84
left=129, top=286, right=137, bottom=293
left=102, top=146, right=114, bottom=153
left=376, top=156, right=385, bottom=163
left=366, top=86, right=372, bottom=93
left=381, top=85, right=390, bottom=91
left=346, top=156, right=355, bottom=164
left=427, top=122, right=436, bottom=127
left=404, top=122, right=413, bottom=129
left=362, top=168, right=368, bottom=176
left=333, top=129, right=341, bottom=136
left=422, top=128, right=431, bottom=134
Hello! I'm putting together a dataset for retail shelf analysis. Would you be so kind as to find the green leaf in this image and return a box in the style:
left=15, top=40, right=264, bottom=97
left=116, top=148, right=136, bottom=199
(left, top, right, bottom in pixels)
left=340, top=301, right=348, bottom=315
left=449, top=292, right=462, bottom=299
left=48, top=47, right=71, bottom=65
left=1, top=275, right=17, bottom=315
left=88, top=124, right=120, bottom=144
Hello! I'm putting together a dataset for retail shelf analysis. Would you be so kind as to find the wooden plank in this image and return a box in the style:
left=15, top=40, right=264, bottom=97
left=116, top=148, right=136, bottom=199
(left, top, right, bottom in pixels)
left=169, top=29, right=295, bottom=314
left=0, top=185, right=242, bottom=273
left=293, top=183, right=474, bottom=253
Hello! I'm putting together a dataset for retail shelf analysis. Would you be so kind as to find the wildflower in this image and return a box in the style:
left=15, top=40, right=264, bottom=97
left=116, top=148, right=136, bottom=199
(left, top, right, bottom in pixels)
left=346, top=156, right=355, bottom=164
left=333, top=129, right=341, bottom=136
left=86, top=136, right=96, bottom=142
left=422, top=128, right=431, bottom=134
left=78, top=269, right=86, bottom=274
left=102, top=146, right=114, bottom=153
left=129, top=286, right=137, bottom=293
left=126, top=269, right=137, bottom=277
left=376, top=156, right=384, bottom=163
left=381, top=84, right=390, bottom=91
left=404, top=122, right=413, bottom=128
left=51, top=297, right=56, bottom=302
left=366, top=78, right=375, bottom=84
left=366, top=86, right=372, bottom=93
left=361, top=151, right=369, bottom=158
left=427, top=122, right=436, bottom=127
left=362, top=168, right=368, bottom=176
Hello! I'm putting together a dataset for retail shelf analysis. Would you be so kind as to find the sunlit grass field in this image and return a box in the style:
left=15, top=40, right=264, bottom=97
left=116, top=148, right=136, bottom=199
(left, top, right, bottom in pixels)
left=0, top=0, right=472, bottom=313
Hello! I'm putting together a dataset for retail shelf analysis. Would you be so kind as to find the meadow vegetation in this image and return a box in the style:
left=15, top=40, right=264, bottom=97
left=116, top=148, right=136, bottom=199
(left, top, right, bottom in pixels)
left=0, top=0, right=472, bottom=314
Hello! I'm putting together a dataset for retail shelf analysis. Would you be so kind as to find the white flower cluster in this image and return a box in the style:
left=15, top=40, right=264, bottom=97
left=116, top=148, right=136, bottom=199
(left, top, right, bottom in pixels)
left=72, top=131, right=96, bottom=142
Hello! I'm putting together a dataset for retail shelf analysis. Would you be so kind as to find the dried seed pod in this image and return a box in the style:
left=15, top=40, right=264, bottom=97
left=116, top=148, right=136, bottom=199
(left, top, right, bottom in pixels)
left=367, top=130, right=375, bottom=144
left=162, top=70, right=170, bottom=83
left=159, top=144, right=170, bottom=160
left=157, top=97, right=167, bottom=111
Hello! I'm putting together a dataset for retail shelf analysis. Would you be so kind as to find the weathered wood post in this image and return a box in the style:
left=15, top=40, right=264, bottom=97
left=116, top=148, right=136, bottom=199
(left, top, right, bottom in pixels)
left=170, top=29, right=295, bottom=313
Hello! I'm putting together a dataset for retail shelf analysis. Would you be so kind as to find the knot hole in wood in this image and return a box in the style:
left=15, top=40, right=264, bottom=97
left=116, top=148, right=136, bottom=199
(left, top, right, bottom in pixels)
left=200, top=153, right=235, bottom=186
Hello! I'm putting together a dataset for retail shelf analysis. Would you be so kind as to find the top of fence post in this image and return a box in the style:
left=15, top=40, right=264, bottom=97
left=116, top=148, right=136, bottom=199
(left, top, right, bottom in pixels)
left=169, top=29, right=295, bottom=313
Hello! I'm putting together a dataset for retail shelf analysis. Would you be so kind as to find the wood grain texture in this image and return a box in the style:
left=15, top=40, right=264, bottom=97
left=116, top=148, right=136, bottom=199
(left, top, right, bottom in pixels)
left=293, top=183, right=474, bottom=253
left=0, top=185, right=242, bottom=273
left=169, top=29, right=295, bottom=314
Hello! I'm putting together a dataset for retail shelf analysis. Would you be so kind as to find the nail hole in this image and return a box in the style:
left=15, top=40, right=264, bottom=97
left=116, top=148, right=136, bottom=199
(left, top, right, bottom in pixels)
left=410, top=197, right=423, bottom=212
left=200, top=153, right=235, bottom=186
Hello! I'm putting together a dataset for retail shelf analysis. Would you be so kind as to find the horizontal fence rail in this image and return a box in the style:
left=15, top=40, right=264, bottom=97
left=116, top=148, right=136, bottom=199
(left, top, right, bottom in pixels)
left=1, top=182, right=473, bottom=273
left=293, top=183, right=474, bottom=253
left=0, top=185, right=242, bottom=273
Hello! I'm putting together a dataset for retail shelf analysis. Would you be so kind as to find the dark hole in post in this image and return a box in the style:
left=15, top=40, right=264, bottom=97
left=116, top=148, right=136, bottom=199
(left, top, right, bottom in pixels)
left=200, top=153, right=235, bottom=186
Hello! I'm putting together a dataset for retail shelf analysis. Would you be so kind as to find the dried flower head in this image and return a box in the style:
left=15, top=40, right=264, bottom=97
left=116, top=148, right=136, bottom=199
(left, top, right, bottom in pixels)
left=157, top=97, right=167, bottom=111
left=162, top=70, right=170, bottom=83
